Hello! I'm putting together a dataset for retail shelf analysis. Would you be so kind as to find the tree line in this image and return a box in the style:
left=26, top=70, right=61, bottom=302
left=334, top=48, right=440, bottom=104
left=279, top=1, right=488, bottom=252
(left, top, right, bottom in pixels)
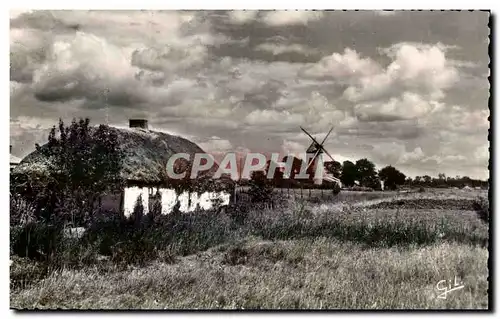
left=241, top=156, right=488, bottom=191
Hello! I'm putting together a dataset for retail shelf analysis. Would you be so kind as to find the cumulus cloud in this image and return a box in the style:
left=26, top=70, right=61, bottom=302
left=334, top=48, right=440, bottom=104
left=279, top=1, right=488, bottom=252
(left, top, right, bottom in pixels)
left=300, top=48, right=381, bottom=82
left=131, top=45, right=208, bottom=75
left=296, top=43, right=476, bottom=161
left=10, top=81, right=28, bottom=98
left=199, top=136, right=233, bottom=152
left=255, top=43, right=318, bottom=56
left=445, top=108, right=490, bottom=133
left=474, top=144, right=489, bottom=166
left=10, top=10, right=33, bottom=19
left=10, top=116, right=55, bottom=158
left=31, top=32, right=145, bottom=106
left=10, top=27, right=51, bottom=83
left=272, top=91, right=356, bottom=133
left=419, top=104, right=490, bottom=135
left=11, top=10, right=200, bottom=46
left=345, top=43, right=459, bottom=102
left=354, top=92, right=443, bottom=122
left=227, top=11, right=259, bottom=24
left=375, top=11, right=397, bottom=16
left=245, top=109, right=304, bottom=127
left=261, top=11, right=323, bottom=26
left=299, top=44, right=461, bottom=127
left=398, top=147, right=425, bottom=164
left=281, top=140, right=307, bottom=161
left=159, top=97, right=234, bottom=120
left=372, top=141, right=464, bottom=173
left=226, top=10, right=322, bottom=27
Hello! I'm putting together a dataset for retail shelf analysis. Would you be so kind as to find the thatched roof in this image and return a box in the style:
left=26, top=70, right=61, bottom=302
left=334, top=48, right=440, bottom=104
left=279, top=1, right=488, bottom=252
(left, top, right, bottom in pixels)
left=10, top=154, right=21, bottom=165
left=11, top=126, right=234, bottom=190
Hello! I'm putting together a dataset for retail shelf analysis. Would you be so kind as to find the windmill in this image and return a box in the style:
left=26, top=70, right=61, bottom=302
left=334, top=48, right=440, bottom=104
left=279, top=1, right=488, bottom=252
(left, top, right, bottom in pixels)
left=300, top=126, right=342, bottom=188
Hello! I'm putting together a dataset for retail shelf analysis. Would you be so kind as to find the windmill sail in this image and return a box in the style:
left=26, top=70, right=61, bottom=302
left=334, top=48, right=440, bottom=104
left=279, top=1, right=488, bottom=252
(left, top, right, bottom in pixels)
left=300, top=126, right=341, bottom=188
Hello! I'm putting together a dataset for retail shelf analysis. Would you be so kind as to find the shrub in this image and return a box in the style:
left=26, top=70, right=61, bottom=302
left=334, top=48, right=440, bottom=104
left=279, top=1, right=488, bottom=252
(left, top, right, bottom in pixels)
left=10, top=222, right=63, bottom=261
left=77, top=206, right=236, bottom=265
left=333, top=183, right=341, bottom=195
left=473, top=196, right=489, bottom=223
left=10, top=194, right=36, bottom=226
left=249, top=171, right=274, bottom=203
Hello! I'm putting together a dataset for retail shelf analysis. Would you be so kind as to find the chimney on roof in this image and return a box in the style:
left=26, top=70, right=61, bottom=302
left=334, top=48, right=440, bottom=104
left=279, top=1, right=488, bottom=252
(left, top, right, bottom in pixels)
left=129, top=119, right=148, bottom=129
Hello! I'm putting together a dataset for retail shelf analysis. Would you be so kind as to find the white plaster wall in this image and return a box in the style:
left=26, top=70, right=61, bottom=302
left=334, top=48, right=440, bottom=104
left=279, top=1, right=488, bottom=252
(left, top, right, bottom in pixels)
left=198, top=192, right=212, bottom=210
left=123, top=187, right=149, bottom=218
left=123, top=187, right=231, bottom=218
left=177, top=191, right=190, bottom=213
left=159, top=189, right=177, bottom=215
left=219, top=192, right=231, bottom=206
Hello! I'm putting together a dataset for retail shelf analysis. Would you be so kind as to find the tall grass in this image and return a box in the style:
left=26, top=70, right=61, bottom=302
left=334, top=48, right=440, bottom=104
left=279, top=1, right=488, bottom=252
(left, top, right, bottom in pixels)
left=472, top=196, right=489, bottom=224
left=11, top=239, right=489, bottom=309
left=10, top=192, right=490, bottom=310
left=11, top=195, right=488, bottom=275
left=245, top=201, right=487, bottom=248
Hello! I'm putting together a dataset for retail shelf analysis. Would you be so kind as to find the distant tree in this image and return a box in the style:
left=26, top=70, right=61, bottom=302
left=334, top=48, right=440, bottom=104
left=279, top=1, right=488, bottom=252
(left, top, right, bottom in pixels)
left=355, top=158, right=380, bottom=189
left=414, top=176, right=422, bottom=184
left=379, top=165, right=406, bottom=190
left=324, top=160, right=342, bottom=178
left=423, top=175, right=432, bottom=185
left=405, top=177, right=413, bottom=186
left=35, top=118, right=124, bottom=223
left=341, top=160, right=358, bottom=187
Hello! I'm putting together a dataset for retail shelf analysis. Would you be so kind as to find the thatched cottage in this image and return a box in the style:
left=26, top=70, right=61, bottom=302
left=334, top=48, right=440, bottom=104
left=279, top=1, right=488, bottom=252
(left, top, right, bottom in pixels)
left=11, top=120, right=235, bottom=217
left=10, top=145, right=21, bottom=171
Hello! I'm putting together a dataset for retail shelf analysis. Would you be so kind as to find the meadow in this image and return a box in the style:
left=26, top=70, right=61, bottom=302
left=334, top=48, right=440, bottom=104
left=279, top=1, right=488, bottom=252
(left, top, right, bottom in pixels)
left=10, top=188, right=489, bottom=310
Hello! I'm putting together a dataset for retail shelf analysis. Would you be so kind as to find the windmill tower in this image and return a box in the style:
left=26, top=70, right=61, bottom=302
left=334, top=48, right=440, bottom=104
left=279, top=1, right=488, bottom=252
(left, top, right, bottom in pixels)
left=300, top=126, right=342, bottom=188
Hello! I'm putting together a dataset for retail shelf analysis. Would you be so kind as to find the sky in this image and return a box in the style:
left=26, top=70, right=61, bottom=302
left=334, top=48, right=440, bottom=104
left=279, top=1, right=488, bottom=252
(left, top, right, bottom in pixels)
left=9, top=10, right=490, bottom=179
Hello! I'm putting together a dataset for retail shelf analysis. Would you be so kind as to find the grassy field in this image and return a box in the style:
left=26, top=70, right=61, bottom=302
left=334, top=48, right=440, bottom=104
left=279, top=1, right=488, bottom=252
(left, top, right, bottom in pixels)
left=10, top=188, right=489, bottom=310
